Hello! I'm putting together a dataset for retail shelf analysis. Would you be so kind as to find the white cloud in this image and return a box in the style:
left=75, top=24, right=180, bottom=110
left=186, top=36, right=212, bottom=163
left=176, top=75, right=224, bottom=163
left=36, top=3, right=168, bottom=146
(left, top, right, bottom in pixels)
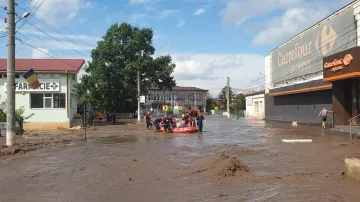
left=31, top=48, right=50, bottom=59
left=25, top=39, right=93, bottom=51
left=159, top=9, right=181, bottom=18
left=32, top=0, right=93, bottom=26
left=220, top=0, right=303, bottom=27
left=19, top=29, right=101, bottom=43
left=176, top=20, right=185, bottom=28
left=157, top=52, right=265, bottom=96
left=252, top=7, right=329, bottom=46
left=129, top=0, right=156, bottom=5
left=194, top=8, right=205, bottom=15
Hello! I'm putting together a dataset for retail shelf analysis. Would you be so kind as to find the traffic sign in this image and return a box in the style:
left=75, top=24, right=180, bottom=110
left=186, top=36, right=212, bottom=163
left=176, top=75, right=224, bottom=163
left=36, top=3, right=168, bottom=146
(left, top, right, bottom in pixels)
left=162, top=105, right=168, bottom=111
left=178, top=106, right=183, bottom=110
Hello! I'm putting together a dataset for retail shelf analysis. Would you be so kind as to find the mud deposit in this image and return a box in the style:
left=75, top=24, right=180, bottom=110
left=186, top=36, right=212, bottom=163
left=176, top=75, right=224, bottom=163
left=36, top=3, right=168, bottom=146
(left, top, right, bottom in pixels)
left=1, top=116, right=360, bottom=201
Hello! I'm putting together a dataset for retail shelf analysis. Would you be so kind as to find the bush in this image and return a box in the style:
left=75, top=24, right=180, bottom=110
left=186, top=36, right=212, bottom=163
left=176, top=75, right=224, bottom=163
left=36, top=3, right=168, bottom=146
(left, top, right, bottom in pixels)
left=0, top=98, right=34, bottom=122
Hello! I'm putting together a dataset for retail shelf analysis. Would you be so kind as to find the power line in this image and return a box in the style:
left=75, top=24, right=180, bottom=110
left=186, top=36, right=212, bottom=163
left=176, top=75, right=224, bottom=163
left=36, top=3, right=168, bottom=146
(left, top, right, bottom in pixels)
left=23, top=0, right=97, bottom=47
left=14, top=4, right=92, bottom=61
left=16, top=37, right=87, bottom=71
left=16, top=30, right=83, bottom=59
left=16, top=0, right=44, bottom=33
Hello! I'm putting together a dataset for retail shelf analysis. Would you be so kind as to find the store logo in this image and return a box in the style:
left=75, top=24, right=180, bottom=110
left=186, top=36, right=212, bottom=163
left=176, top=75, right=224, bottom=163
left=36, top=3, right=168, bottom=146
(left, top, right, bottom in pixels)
left=315, top=25, right=337, bottom=57
left=324, top=54, right=353, bottom=72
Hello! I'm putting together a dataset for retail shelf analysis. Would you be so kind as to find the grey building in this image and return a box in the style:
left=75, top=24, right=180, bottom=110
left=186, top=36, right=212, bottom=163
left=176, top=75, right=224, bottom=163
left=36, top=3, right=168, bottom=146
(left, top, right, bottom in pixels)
left=265, top=1, right=360, bottom=124
left=144, top=86, right=208, bottom=113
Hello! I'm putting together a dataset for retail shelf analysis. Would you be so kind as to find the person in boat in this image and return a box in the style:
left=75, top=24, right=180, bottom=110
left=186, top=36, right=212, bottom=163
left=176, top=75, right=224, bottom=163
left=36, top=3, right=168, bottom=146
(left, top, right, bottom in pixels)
left=196, top=112, right=206, bottom=132
left=188, top=115, right=194, bottom=127
left=163, top=115, right=173, bottom=133
left=183, top=113, right=189, bottom=125
left=144, top=112, right=152, bottom=129
left=153, top=116, right=164, bottom=131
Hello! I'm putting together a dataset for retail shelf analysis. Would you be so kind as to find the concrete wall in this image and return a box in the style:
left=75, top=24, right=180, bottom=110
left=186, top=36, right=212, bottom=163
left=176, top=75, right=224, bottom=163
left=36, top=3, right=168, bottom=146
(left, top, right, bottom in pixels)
left=0, top=72, right=78, bottom=130
left=264, top=55, right=271, bottom=93
left=246, top=93, right=265, bottom=119
left=265, top=90, right=332, bottom=123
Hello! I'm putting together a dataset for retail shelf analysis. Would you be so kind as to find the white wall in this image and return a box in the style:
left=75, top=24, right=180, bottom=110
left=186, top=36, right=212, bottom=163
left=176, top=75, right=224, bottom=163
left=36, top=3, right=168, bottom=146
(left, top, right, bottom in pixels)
left=264, top=55, right=271, bottom=93
left=245, top=94, right=265, bottom=119
left=0, top=72, right=78, bottom=124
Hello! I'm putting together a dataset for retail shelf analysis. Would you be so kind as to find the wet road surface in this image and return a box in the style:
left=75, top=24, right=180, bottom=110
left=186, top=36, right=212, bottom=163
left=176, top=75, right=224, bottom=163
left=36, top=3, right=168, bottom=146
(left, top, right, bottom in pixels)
left=1, top=116, right=360, bottom=201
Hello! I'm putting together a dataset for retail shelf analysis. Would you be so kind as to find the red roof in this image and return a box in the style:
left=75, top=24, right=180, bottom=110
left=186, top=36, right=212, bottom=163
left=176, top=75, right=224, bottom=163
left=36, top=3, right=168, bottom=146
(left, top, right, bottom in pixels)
left=0, top=59, right=85, bottom=72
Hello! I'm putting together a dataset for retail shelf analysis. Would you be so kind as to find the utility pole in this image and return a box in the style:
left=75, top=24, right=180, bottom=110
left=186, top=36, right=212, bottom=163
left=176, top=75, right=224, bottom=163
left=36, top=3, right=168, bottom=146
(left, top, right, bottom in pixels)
left=6, top=0, right=16, bottom=146
left=137, top=70, right=141, bottom=122
left=227, top=77, right=230, bottom=119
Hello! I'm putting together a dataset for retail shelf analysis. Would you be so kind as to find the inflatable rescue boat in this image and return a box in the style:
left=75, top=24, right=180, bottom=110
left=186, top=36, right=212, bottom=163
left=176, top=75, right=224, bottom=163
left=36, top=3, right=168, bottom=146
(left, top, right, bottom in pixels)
left=160, top=126, right=198, bottom=133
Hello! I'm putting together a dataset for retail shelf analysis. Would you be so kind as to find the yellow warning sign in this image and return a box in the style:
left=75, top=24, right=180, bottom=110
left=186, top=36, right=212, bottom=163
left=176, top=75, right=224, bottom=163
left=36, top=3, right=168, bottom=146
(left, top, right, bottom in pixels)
left=162, top=105, right=168, bottom=111
left=178, top=106, right=183, bottom=110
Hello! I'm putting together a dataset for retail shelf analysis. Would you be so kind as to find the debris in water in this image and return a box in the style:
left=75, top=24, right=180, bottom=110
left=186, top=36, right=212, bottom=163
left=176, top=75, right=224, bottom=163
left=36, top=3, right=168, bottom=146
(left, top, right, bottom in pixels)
left=192, top=152, right=249, bottom=179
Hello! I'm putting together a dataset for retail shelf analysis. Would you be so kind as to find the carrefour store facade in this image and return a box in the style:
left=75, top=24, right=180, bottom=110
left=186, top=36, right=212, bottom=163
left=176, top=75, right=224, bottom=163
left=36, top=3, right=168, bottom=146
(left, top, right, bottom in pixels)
left=0, top=58, right=85, bottom=130
left=265, top=1, right=360, bottom=124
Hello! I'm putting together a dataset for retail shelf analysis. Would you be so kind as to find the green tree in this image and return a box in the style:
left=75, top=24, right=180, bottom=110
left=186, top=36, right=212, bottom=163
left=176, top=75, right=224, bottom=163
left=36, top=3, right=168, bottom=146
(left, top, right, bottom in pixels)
left=206, top=93, right=217, bottom=112
left=81, top=23, right=176, bottom=112
left=218, top=86, right=235, bottom=109
left=233, top=93, right=246, bottom=110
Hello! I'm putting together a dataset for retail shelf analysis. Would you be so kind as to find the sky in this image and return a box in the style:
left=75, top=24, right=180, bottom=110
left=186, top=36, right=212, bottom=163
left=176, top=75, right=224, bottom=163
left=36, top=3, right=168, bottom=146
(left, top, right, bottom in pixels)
left=0, top=0, right=354, bottom=96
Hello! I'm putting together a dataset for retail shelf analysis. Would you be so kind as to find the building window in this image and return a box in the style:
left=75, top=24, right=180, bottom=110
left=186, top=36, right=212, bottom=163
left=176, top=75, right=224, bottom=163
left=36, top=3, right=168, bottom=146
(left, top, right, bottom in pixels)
left=15, top=74, right=20, bottom=78
left=30, top=93, right=66, bottom=109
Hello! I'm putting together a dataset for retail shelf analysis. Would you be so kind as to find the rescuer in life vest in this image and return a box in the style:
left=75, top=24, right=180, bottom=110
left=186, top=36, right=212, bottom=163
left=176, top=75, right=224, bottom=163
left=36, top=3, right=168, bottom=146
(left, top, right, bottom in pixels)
left=153, top=116, right=164, bottom=131
left=163, top=115, right=173, bottom=133
left=144, top=112, right=152, bottom=129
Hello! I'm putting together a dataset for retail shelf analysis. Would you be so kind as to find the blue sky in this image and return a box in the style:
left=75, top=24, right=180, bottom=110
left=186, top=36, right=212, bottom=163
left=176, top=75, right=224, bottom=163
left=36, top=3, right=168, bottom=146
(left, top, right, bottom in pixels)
left=0, top=0, right=354, bottom=95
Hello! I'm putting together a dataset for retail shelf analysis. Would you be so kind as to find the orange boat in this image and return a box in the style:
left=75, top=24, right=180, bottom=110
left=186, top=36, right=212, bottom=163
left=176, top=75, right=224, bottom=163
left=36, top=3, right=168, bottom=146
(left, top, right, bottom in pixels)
left=160, top=126, right=198, bottom=133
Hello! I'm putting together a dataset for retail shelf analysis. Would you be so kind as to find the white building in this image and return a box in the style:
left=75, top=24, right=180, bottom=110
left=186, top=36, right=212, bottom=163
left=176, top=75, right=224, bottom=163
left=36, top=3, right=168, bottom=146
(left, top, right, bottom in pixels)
left=245, top=91, right=265, bottom=120
left=0, top=59, right=85, bottom=130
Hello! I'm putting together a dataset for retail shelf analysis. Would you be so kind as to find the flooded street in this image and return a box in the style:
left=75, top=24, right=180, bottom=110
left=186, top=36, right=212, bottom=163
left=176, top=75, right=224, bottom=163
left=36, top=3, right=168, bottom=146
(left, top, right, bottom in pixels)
left=1, top=115, right=360, bottom=201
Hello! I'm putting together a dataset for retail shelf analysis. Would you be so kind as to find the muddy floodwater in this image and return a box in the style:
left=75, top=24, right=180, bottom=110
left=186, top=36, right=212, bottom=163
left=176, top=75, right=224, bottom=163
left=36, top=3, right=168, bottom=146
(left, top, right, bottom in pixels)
left=1, top=116, right=360, bottom=201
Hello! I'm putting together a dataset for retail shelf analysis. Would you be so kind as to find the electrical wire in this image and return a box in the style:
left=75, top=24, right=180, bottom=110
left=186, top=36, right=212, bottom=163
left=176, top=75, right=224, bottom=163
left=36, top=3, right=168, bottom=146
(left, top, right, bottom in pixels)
left=16, top=0, right=43, bottom=33
left=15, top=37, right=87, bottom=71
left=23, top=0, right=98, bottom=48
left=16, top=30, right=84, bottom=59
left=16, top=3, right=95, bottom=60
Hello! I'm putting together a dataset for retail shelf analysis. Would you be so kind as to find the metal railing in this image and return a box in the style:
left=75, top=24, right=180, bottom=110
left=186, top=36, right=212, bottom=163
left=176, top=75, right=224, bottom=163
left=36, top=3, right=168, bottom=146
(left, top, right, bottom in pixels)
left=348, top=114, right=360, bottom=139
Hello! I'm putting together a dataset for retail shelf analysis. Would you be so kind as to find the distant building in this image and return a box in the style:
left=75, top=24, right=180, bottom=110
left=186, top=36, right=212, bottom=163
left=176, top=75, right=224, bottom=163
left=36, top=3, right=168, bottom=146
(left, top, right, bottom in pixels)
left=0, top=58, right=85, bottom=130
left=244, top=90, right=265, bottom=120
left=146, top=86, right=208, bottom=112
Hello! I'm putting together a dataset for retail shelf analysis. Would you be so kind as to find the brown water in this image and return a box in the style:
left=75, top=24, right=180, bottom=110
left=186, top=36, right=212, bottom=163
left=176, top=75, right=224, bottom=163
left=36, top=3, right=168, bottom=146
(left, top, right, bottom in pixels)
left=1, top=115, right=360, bottom=201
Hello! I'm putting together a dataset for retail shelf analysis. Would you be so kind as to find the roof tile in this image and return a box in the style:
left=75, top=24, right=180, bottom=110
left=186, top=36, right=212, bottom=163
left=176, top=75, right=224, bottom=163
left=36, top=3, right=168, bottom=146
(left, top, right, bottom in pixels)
left=0, top=59, right=85, bottom=72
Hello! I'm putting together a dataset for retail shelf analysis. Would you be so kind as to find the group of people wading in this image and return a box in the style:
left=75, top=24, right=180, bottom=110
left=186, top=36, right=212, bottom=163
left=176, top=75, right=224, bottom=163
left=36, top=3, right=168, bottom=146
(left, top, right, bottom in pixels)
left=144, top=109, right=206, bottom=133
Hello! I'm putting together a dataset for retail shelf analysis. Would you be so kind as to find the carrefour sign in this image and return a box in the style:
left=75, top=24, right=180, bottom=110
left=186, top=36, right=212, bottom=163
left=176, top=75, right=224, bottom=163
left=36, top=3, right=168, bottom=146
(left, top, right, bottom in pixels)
left=4, top=81, right=60, bottom=92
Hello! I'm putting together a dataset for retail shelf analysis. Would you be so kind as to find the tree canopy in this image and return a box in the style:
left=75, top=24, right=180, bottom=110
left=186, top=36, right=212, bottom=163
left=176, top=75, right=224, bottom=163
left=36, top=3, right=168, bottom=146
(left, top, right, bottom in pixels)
left=232, top=93, right=246, bottom=111
left=218, top=86, right=235, bottom=108
left=80, top=23, right=176, bottom=112
left=205, top=93, right=218, bottom=112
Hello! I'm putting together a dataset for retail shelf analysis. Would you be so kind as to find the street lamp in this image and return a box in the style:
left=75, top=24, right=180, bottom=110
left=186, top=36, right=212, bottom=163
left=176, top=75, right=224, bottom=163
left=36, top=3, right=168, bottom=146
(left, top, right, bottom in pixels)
left=15, top=12, right=30, bottom=24
left=6, top=7, right=30, bottom=146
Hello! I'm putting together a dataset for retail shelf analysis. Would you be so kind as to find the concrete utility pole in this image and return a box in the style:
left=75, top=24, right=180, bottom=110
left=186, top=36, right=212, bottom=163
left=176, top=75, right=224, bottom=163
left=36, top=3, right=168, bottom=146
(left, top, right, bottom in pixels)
left=6, top=0, right=16, bottom=146
left=226, top=77, right=230, bottom=119
left=137, top=70, right=141, bottom=122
